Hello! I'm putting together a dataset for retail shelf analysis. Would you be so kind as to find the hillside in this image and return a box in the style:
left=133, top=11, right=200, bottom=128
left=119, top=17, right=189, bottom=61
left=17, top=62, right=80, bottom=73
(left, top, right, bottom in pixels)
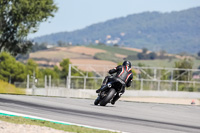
left=29, top=45, right=137, bottom=70
left=28, top=45, right=200, bottom=70
left=34, top=7, right=200, bottom=54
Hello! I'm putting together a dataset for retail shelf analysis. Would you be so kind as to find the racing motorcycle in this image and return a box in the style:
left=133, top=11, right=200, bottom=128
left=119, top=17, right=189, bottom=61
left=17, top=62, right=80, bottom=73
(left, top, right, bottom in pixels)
left=94, top=78, right=124, bottom=106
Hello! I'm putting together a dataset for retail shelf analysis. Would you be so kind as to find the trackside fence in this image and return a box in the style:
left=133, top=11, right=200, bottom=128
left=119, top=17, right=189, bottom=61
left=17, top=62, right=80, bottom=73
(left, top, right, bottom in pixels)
left=13, top=65, right=200, bottom=94
left=14, top=76, right=200, bottom=92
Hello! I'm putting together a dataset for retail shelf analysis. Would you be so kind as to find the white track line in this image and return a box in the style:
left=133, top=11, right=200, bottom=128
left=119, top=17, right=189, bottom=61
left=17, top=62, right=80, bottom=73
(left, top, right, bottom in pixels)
left=0, top=109, right=127, bottom=133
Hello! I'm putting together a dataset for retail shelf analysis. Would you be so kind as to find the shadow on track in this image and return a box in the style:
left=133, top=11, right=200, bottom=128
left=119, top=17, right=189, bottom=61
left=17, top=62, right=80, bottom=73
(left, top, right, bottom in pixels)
left=90, top=104, right=116, bottom=108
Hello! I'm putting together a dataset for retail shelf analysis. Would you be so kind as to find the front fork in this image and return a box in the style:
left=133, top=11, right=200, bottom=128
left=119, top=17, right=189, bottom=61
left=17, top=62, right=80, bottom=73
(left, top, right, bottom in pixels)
left=98, top=91, right=106, bottom=99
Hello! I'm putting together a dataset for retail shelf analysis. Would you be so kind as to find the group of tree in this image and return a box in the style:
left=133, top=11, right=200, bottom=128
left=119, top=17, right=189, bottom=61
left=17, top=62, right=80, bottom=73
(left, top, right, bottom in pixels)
left=0, top=0, right=57, bottom=56
left=31, top=43, right=48, bottom=52
left=135, top=48, right=169, bottom=60
left=57, top=41, right=73, bottom=47
left=0, top=52, right=90, bottom=84
left=15, top=42, right=48, bottom=61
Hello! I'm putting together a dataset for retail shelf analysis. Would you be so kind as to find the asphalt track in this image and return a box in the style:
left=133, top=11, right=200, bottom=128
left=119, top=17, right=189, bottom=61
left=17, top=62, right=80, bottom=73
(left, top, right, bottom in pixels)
left=0, top=94, right=200, bottom=133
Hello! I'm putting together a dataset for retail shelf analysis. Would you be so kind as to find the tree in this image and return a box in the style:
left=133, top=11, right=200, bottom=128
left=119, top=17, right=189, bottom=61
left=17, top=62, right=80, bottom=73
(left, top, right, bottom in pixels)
left=57, top=41, right=67, bottom=47
left=113, top=44, right=119, bottom=47
left=40, top=68, right=59, bottom=79
left=31, top=43, right=47, bottom=52
left=53, top=65, right=61, bottom=76
left=137, top=53, right=146, bottom=60
left=26, top=59, right=40, bottom=78
left=137, top=48, right=158, bottom=60
left=0, top=52, right=26, bottom=83
left=174, top=59, right=193, bottom=81
left=60, top=58, right=87, bottom=78
left=60, top=59, right=71, bottom=78
left=148, top=52, right=157, bottom=60
left=142, top=48, right=148, bottom=54
left=198, top=51, right=200, bottom=57
left=0, top=0, right=58, bottom=55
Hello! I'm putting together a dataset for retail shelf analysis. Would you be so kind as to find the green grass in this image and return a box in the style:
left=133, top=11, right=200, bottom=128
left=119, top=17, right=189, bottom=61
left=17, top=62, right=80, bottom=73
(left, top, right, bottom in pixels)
left=94, top=52, right=122, bottom=63
left=131, top=59, right=178, bottom=68
left=0, top=116, right=116, bottom=133
left=131, top=59, right=200, bottom=69
left=87, top=45, right=138, bottom=56
left=0, top=80, right=25, bottom=94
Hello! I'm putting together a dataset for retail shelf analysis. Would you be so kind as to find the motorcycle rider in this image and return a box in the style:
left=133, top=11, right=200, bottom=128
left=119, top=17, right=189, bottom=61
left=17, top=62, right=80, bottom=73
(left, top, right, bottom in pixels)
left=96, top=61, right=133, bottom=105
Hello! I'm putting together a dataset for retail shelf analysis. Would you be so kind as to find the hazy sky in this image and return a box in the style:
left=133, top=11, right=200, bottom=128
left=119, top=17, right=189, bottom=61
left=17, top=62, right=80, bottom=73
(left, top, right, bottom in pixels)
left=28, top=0, right=200, bottom=38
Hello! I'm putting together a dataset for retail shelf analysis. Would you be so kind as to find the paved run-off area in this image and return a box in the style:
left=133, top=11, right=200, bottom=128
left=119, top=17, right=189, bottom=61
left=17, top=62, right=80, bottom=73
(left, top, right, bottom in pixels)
left=120, top=97, right=200, bottom=105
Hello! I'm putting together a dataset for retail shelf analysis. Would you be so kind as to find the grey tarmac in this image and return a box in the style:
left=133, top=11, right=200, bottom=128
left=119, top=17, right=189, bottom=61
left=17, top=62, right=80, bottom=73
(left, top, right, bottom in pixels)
left=0, top=94, right=200, bottom=133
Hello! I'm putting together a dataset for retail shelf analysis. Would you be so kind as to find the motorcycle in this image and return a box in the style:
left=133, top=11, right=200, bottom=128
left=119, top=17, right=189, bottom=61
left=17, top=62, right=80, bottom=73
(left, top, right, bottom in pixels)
left=94, top=79, right=124, bottom=106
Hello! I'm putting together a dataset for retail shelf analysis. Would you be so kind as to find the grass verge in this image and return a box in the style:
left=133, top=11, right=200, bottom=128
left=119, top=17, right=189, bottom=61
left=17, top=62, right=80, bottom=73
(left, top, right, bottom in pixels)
left=88, top=45, right=138, bottom=56
left=94, top=52, right=121, bottom=63
left=0, top=80, right=25, bottom=94
left=0, top=116, right=115, bottom=133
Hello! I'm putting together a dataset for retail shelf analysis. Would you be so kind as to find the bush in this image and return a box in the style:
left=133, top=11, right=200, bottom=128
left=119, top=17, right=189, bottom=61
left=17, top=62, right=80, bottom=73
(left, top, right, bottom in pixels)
left=174, top=59, right=193, bottom=81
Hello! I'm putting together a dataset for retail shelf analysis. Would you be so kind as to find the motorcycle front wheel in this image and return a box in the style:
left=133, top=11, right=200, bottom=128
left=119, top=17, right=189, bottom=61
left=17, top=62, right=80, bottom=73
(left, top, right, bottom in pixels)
left=94, top=96, right=101, bottom=105
left=100, top=88, right=116, bottom=106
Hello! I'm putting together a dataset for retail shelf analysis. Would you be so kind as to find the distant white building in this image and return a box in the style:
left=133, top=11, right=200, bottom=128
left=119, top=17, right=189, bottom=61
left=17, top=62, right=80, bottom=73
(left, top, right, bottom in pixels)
left=47, top=45, right=54, bottom=48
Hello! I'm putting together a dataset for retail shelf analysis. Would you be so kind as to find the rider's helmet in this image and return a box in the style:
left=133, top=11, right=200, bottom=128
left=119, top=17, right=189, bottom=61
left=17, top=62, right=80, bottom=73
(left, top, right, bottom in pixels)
left=122, top=60, right=131, bottom=68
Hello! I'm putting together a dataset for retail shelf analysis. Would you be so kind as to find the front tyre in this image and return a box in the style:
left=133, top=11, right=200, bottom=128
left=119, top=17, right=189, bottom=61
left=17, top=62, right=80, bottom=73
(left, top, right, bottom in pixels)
left=94, top=96, right=101, bottom=105
left=100, top=88, right=116, bottom=106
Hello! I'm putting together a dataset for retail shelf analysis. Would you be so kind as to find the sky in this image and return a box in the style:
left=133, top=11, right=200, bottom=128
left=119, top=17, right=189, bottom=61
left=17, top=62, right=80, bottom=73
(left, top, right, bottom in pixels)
left=28, top=0, right=200, bottom=39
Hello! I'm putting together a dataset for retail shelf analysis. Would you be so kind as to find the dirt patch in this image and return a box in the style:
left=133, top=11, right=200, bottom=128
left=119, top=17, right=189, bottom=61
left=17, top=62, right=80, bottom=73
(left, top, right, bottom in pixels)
left=70, top=59, right=116, bottom=65
left=115, top=54, right=127, bottom=59
left=68, top=46, right=106, bottom=56
left=30, top=46, right=107, bottom=61
left=30, top=49, right=93, bottom=61
left=29, top=46, right=124, bottom=70
left=122, top=47, right=151, bottom=54
left=70, top=59, right=116, bottom=72
left=54, top=47, right=69, bottom=51
left=34, top=60, right=59, bottom=66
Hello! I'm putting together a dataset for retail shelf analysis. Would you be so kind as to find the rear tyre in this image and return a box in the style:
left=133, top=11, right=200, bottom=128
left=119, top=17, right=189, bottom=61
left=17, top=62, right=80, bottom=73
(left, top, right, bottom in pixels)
left=100, top=88, right=116, bottom=106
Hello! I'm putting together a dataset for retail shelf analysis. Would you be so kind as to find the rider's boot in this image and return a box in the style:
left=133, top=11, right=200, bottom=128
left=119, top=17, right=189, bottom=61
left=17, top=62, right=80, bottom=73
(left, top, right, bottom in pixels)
left=111, top=93, right=121, bottom=105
